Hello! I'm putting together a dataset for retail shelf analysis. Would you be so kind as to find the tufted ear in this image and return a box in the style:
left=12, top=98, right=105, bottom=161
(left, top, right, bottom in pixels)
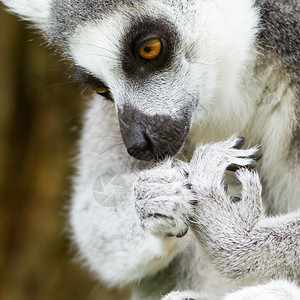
left=1, top=0, right=52, bottom=31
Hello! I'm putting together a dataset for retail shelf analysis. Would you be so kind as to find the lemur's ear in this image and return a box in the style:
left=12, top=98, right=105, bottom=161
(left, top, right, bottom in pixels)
left=1, top=0, right=51, bottom=31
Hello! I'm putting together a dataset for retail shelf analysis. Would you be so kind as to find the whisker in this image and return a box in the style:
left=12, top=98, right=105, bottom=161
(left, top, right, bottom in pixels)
left=125, top=156, right=133, bottom=173
left=74, top=42, right=117, bottom=56
left=190, top=61, right=210, bottom=66
left=85, top=134, right=122, bottom=139
left=169, top=106, right=190, bottom=119
left=88, top=53, right=120, bottom=62
left=38, top=67, right=66, bottom=75
left=58, top=112, right=84, bottom=127
left=88, top=143, right=124, bottom=171
left=80, top=89, right=90, bottom=104
left=44, top=81, right=75, bottom=89
left=98, top=27, right=119, bottom=49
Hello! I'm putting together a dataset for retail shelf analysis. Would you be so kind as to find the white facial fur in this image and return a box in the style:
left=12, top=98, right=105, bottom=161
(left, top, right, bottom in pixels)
left=3, top=0, right=259, bottom=130
left=67, top=0, right=258, bottom=124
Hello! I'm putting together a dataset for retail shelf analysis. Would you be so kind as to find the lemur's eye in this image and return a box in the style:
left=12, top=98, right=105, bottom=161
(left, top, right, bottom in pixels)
left=89, top=83, right=108, bottom=95
left=139, top=39, right=162, bottom=60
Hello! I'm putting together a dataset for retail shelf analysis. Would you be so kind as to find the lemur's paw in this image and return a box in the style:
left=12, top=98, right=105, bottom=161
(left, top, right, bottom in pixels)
left=189, top=136, right=262, bottom=187
left=162, top=291, right=202, bottom=300
left=224, top=280, right=300, bottom=300
left=134, top=159, right=192, bottom=238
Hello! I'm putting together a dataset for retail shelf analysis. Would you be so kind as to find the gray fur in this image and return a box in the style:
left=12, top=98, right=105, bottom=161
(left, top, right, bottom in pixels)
left=49, top=0, right=126, bottom=44
left=1, top=0, right=300, bottom=299
left=188, top=141, right=300, bottom=282
left=255, top=0, right=300, bottom=158
left=255, top=0, right=300, bottom=86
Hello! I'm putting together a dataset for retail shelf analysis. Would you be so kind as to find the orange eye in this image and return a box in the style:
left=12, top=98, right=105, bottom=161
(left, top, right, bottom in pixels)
left=89, top=83, right=108, bottom=94
left=139, top=39, right=162, bottom=60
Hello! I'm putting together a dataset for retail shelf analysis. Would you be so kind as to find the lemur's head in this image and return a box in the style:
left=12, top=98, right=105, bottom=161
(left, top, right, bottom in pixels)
left=3, top=0, right=258, bottom=160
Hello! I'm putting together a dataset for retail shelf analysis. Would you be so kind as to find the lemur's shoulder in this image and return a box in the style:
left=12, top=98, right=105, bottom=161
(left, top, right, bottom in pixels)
left=254, top=0, right=300, bottom=86
left=254, top=0, right=300, bottom=161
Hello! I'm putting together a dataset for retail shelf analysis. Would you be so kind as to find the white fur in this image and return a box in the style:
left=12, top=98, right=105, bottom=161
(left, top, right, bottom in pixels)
left=2, top=0, right=300, bottom=299
left=1, top=0, right=51, bottom=31
left=223, top=281, right=300, bottom=300
left=68, top=0, right=258, bottom=119
left=162, top=281, right=300, bottom=300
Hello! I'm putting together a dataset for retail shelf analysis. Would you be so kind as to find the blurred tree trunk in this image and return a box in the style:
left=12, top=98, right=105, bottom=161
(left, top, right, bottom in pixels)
left=0, top=5, right=129, bottom=300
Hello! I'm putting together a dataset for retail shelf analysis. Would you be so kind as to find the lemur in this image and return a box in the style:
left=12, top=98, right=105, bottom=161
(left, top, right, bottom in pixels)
left=2, top=0, right=299, bottom=299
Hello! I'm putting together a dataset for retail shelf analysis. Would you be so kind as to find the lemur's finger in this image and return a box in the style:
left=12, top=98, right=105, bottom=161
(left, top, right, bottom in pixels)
left=235, top=169, right=262, bottom=209
left=171, top=159, right=191, bottom=178
left=235, top=168, right=262, bottom=193
left=234, top=169, right=263, bottom=223
left=175, top=226, right=189, bottom=238
left=141, top=214, right=189, bottom=239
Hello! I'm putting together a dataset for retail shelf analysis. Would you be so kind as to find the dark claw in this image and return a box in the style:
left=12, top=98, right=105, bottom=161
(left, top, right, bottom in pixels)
left=227, top=163, right=241, bottom=172
left=227, top=162, right=256, bottom=172
left=233, top=137, right=246, bottom=149
left=166, top=233, right=175, bottom=237
left=176, top=226, right=189, bottom=238
left=185, top=183, right=193, bottom=190
left=172, top=160, right=190, bottom=178
left=249, top=149, right=263, bottom=161
left=166, top=226, right=189, bottom=238
left=247, top=162, right=257, bottom=169
left=189, top=200, right=199, bottom=206
left=231, top=196, right=241, bottom=203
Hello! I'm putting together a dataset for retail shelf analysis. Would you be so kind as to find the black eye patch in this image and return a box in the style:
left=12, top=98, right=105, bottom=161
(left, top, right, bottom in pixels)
left=73, top=66, right=113, bottom=101
left=121, top=16, right=180, bottom=80
left=73, top=66, right=104, bottom=86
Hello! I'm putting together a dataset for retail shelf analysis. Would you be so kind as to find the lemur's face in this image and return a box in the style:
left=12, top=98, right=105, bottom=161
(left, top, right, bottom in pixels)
left=49, top=0, right=256, bottom=160
left=62, top=2, right=199, bottom=161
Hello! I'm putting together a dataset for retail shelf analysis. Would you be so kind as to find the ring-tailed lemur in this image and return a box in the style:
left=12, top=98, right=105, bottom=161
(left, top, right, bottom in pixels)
left=2, top=0, right=299, bottom=299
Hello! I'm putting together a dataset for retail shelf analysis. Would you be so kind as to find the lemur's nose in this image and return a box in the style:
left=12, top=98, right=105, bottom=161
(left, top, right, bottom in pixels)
left=118, top=104, right=191, bottom=161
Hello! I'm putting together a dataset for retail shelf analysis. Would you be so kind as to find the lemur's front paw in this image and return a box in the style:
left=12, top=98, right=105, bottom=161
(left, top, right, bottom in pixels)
left=134, top=159, right=192, bottom=238
left=162, top=291, right=202, bottom=300
left=189, top=136, right=262, bottom=190
left=224, top=280, right=300, bottom=300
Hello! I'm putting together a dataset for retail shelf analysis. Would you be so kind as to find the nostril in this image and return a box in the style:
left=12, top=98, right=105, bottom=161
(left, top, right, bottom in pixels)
left=127, top=135, right=154, bottom=160
left=143, top=132, right=153, bottom=149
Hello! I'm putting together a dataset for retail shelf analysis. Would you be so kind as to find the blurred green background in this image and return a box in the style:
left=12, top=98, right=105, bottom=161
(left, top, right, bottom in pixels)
left=0, top=4, right=129, bottom=300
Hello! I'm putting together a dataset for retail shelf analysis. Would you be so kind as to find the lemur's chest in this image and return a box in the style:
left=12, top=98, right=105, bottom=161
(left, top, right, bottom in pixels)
left=182, top=64, right=300, bottom=216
